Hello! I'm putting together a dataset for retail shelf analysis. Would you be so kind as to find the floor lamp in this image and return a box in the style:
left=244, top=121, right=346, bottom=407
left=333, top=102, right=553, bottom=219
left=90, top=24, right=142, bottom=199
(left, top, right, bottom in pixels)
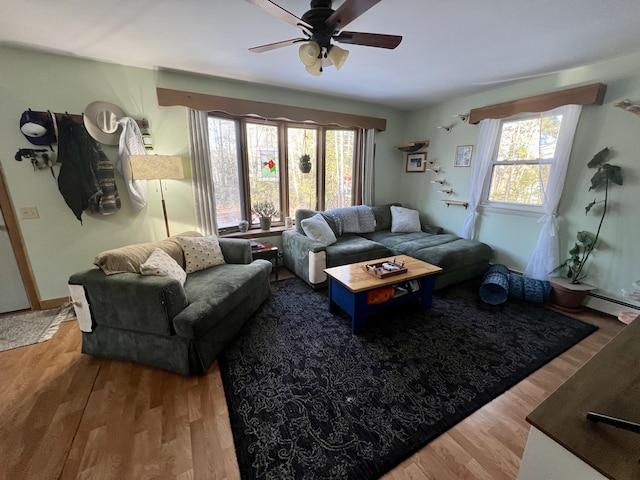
left=130, top=155, right=184, bottom=237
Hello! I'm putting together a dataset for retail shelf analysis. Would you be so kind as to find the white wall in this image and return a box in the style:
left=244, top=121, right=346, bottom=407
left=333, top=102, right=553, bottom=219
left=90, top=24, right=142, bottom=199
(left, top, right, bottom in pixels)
left=398, top=51, right=640, bottom=305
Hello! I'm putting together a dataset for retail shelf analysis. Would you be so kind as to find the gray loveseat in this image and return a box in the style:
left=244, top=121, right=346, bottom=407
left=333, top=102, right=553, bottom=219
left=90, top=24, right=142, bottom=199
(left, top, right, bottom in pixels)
left=283, top=203, right=493, bottom=290
left=68, top=235, right=272, bottom=375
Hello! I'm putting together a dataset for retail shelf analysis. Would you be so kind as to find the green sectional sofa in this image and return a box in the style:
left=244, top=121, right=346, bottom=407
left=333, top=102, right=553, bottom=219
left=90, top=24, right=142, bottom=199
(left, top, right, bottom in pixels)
left=283, top=203, right=493, bottom=290
left=69, top=235, right=272, bottom=375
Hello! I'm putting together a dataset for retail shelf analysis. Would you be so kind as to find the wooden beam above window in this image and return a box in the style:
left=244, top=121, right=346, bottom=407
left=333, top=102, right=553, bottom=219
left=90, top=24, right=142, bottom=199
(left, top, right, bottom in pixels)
left=468, top=83, right=607, bottom=124
left=156, top=87, right=387, bottom=131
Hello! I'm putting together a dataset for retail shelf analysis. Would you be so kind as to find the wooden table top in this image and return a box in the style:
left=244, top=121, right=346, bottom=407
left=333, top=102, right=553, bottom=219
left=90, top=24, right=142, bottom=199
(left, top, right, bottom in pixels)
left=251, top=241, right=276, bottom=253
left=324, top=255, right=442, bottom=293
left=526, top=318, right=640, bottom=480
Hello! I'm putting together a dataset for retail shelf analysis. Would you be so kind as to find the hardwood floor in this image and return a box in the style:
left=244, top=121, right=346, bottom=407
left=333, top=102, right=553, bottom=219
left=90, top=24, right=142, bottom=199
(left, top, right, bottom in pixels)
left=0, top=303, right=623, bottom=480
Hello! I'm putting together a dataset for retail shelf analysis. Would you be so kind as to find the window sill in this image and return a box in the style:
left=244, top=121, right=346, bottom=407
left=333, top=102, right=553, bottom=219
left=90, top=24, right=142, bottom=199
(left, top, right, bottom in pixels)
left=220, top=225, right=294, bottom=239
left=479, top=203, right=545, bottom=218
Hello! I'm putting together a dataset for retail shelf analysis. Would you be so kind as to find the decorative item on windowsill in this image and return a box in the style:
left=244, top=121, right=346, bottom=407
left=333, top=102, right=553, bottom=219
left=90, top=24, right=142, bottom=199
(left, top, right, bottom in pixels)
left=251, top=200, right=279, bottom=230
left=238, top=220, right=249, bottom=233
left=550, top=147, right=624, bottom=312
left=299, top=154, right=312, bottom=173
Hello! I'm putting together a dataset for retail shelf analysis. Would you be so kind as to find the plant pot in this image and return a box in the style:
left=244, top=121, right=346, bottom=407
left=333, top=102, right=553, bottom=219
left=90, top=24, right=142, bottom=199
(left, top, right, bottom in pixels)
left=299, top=163, right=311, bottom=174
left=549, top=276, right=595, bottom=313
left=259, top=217, right=272, bottom=230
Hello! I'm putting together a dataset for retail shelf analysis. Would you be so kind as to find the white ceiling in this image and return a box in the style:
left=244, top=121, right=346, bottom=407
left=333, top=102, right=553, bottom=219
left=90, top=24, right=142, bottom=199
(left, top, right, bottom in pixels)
left=2, top=0, right=640, bottom=109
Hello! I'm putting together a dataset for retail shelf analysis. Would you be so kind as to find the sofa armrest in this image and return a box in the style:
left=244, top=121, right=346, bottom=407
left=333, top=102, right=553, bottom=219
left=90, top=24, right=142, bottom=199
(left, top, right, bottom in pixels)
left=219, top=238, right=252, bottom=264
left=69, top=268, right=188, bottom=336
left=282, top=229, right=327, bottom=285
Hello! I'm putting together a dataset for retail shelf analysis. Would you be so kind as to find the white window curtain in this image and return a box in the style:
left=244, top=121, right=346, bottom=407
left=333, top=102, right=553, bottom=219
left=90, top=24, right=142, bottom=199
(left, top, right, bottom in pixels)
left=460, top=118, right=501, bottom=239
left=188, top=109, right=218, bottom=235
left=524, top=104, right=582, bottom=280
left=361, top=128, right=376, bottom=205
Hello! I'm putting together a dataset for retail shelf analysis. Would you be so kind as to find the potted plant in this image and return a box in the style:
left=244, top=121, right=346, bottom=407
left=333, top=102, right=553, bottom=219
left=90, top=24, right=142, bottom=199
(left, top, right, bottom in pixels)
left=299, top=154, right=312, bottom=174
left=251, top=200, right=279, bottom=230
left=550, top=147, right=624, bottom=311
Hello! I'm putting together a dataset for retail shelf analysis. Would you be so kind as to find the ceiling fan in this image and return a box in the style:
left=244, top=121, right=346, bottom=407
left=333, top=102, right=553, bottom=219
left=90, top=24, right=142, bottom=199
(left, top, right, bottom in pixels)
left=245, top=0, right=402, bottom=76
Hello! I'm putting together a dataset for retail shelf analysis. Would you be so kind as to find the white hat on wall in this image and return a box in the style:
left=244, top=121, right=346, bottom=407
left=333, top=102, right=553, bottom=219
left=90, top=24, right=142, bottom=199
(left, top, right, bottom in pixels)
left=83, top=101, right=127, bottom=145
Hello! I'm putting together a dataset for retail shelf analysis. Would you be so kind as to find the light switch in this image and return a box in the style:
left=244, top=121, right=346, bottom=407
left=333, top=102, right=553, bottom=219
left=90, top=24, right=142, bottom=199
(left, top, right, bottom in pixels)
left=19, top=206, right=39, bottom=219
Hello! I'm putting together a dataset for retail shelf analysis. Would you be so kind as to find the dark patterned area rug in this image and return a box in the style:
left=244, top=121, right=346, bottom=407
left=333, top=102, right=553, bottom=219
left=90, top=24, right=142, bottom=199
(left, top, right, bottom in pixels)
left=219, top=277, right=597, bottom=480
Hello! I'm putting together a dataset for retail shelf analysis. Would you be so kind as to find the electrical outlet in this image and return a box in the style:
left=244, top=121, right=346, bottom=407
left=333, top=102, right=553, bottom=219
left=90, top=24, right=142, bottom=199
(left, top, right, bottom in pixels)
left=19, top=206, right=39, bottom=219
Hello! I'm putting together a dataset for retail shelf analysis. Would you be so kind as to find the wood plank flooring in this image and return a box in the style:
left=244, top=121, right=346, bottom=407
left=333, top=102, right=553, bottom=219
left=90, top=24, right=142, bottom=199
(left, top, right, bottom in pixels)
left=0, top=301, right=623, bottom=480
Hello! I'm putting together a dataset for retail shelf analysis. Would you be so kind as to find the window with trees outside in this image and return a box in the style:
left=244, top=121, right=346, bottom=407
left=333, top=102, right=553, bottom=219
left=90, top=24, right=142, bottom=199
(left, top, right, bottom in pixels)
left=208, top=114, right=358, bottom=230
left=481, top=112, right=564, bottom=213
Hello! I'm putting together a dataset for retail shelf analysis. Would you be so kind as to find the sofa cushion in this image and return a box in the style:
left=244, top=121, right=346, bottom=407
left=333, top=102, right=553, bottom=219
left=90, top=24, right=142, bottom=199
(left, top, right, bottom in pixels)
left=370, top=203, right=402, bottom=231
left=94, top=231, right=201, bottom=274
left=174, top=261, right=272, bottom=338
left=178, top=235, right=226, bottom=273
left=301, top=213, right=337, bottom=246
left=325, top=234, right=390, bottom=267
left=295, top=209, right=341, bottom=237
left=363, top=231, right=493, bottom=272
left=390, top=205, right=421, bottom=233
left=140, top=248, right=187, bottom=285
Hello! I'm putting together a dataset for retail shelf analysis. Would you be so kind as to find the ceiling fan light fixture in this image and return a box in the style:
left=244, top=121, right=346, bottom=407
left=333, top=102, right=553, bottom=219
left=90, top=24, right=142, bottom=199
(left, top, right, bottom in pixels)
left=305, top=57, right=323, bottom=76
left=327, top=44, right=349, bottom=70
left=298, top=41, right=321, bottom=67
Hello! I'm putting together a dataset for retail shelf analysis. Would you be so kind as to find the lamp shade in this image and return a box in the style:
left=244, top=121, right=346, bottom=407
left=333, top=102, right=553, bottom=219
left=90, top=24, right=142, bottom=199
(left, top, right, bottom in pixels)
left=129, top=155, right=184, bottom=181
left=305, top=58, right=323, bottom=76
left=298, top=41, right=321, bottom=67
left=327, top=44, right=349, bottom=70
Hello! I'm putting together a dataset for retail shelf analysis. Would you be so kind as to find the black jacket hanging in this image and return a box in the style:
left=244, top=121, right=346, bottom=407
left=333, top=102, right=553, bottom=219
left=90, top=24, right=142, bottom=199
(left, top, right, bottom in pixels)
left=57, top=115, right=120, bottom=222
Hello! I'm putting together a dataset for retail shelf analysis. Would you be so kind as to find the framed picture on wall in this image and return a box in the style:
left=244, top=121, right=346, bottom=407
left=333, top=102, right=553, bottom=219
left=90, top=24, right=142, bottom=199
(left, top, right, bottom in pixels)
left=406, top=152, right=427, bottom=172
left=455, top=145, right=473, bottom=167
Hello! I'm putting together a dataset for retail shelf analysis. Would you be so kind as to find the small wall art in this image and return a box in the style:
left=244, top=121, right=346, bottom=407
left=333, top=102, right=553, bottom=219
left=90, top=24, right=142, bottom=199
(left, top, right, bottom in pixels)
left=406, top=152, right=427, bottom=172
left=455, top=145, right=473, bottom=167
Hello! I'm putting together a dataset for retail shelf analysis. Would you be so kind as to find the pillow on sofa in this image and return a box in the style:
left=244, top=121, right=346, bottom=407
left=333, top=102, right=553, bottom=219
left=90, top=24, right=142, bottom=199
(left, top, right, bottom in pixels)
left=295, top=209, right=341, bottom=237
left=140, top=248, right=187, bottom=285
left=370, top=203, right=402, bottom=231
left=177, top=234, right=226, bottom=273
left=391, top=206, right=421, bottom=233
left=301, top=213, right=337, bottom=246
left=94, top=231, right=202, bottom=275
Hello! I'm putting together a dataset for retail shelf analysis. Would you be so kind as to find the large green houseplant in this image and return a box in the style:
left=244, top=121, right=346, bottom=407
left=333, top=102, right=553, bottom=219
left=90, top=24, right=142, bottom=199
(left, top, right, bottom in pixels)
left=550, top=147, right=624, bottom=309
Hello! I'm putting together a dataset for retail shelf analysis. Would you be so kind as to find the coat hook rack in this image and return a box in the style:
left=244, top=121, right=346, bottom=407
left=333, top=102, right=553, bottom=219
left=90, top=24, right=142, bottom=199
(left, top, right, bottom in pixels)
left=453, top=113, right=469, bottom=123
left=430, top=178, right=446, bottom=185
left=437, top=125, right=452, bottom=133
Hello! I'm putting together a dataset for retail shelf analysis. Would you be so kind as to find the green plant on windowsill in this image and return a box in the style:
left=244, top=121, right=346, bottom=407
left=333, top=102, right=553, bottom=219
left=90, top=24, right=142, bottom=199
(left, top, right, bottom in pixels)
left=551, top=147, right=624, bottom=284
left=251, top=200, right=279, bottom=230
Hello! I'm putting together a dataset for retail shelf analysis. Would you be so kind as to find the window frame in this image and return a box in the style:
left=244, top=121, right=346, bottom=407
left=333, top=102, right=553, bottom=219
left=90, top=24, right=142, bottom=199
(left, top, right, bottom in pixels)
left=479, top=111, right=562, bottom=216
left=209, top=113, right=359, bottom=232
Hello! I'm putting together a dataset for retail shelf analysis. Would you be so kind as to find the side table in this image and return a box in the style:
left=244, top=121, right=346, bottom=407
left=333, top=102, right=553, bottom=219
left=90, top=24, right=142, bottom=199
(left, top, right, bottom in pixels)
left=251, top=241, right=279, bottom=280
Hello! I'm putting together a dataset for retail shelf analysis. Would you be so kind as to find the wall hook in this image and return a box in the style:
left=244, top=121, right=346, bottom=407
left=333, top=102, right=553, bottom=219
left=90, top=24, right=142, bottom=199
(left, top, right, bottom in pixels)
left=426, top=166, right=441, bottom=174
left=430, top=178, right=446, bottom=185
left=453, top=113, right=469, bottom=123
left=439, top=188, right=453, bottom=195
left=614, top=99, right=640, bottom=116
left=437, top=125, right=452, bottom=133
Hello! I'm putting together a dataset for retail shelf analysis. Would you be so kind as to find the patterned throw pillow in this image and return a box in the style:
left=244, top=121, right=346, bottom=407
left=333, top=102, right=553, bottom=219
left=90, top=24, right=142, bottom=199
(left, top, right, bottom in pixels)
left=177, top=235, right=226, bottom=273
left=140, top=248, right=187, bottom=285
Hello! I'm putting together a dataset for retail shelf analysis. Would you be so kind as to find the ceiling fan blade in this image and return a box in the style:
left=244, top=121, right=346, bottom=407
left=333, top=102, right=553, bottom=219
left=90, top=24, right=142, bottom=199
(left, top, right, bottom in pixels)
left=249, top=38, right=306, bottom=53
left=245, top=0, right=312, bottom=30
left=334, top=31, right=402, bottom=49
left=326, top=0, right=381, bottom=29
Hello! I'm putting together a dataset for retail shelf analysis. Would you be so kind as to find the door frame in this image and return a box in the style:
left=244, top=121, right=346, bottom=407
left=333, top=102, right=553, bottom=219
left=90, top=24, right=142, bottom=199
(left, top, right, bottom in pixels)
left=0, top=163, right=40, bottom=310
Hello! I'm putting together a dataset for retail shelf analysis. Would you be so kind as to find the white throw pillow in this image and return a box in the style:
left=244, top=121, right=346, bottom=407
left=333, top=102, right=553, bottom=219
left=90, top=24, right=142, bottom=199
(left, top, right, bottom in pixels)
left=301, top=213, right=338, bottom=246
left=140, top=248, right=187, bottom=285
left=390, top=206, right=422, bottom=233
left=177, top=234, right=226, bottom=273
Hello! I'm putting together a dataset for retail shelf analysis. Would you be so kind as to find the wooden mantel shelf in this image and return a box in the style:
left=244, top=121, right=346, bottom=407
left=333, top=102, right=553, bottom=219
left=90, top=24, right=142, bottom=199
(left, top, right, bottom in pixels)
left=440, top=200, right=469, bottom=209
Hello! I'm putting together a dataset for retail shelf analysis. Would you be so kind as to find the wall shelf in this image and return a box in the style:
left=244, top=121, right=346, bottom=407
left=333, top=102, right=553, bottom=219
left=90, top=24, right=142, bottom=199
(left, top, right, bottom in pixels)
left=395, top=140, right=429, bottom=152
left=440, top=200, right=469, bottom=209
